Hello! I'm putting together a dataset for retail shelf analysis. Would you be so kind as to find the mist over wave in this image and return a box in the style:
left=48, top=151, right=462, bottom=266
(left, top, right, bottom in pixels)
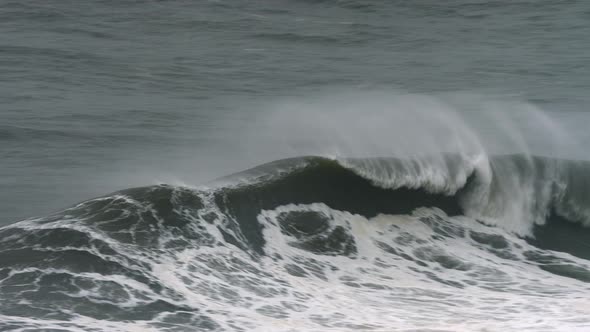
left=211, top=91, right=589, bottom=234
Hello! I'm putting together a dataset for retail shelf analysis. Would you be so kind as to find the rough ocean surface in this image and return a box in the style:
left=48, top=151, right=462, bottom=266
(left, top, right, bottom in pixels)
left=1, top=1, right=590, bottom=331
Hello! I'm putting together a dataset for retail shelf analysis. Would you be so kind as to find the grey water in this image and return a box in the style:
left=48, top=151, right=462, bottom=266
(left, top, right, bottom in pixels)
left=2, top=0, right=590, bottom=223
left=3, top=2, right=590, bottom=331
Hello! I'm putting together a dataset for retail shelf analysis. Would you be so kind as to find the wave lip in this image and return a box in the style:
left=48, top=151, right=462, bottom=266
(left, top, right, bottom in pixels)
left=335, top=154, right=590, bottom=236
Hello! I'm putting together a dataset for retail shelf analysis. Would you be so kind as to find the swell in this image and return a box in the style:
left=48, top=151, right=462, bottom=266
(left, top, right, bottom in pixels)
left=2, top=154, right=590, bottom=260
left=214, top=156, right=465, bottom=254
left=214, top=154, right=590, bottom=258
left=252, top=32, right=364, bottom=45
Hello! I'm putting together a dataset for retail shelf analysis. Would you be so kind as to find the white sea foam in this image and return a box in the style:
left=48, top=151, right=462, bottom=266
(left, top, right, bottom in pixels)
left=2, top=186, right=589, bottom=331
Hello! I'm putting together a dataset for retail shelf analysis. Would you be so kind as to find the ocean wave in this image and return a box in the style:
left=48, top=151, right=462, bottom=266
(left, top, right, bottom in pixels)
left=216, top=154, right=590, bottom=235
left=4, top=154, right=589, bottom=259
left=1, top=156, right=590, bottom=330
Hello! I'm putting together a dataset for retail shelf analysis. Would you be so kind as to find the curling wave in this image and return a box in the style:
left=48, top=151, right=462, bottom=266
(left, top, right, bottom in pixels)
left=217, top=154, right=590, bottom=236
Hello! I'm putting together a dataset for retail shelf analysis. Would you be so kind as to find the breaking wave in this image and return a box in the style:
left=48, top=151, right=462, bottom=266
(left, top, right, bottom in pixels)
left=2, top=93, right=590, bottom=331
left=1, top=154, right=590, bottom=331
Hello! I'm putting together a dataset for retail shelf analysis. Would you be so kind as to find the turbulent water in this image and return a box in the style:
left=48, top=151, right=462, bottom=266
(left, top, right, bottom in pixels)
left=2, top=0, right=590, bottom=331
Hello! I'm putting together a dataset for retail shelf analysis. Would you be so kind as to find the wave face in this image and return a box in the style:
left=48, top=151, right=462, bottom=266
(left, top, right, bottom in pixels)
left=1, top=155, right=590, bottom=331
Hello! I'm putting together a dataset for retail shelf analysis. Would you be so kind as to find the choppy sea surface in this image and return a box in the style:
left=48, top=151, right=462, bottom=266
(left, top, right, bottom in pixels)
left=1, top=1, right=590, bottom=331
